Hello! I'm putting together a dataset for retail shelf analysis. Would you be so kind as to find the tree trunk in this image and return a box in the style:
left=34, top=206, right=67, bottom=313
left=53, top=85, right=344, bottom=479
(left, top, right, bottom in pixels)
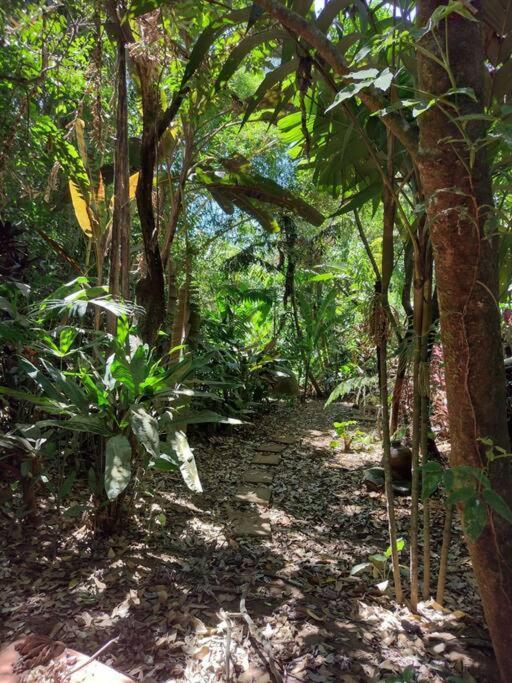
left=378, top=131, right=403, bottom=604
left=105, top=7, right=188, bottom=343
left=409, top=218, right=432, bottom=609
left=109, top=31, right=130, bottom=329
left=135, top=71, right=166, bottom=344
left=416, top=2, right=512, bottom=677
left=420, top=250, right=433, bottom=600
left=390, top=238, right=413, bottom=434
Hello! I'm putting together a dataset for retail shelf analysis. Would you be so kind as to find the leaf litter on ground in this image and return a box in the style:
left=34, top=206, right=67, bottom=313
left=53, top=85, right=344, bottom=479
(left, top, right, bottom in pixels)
left=0, top=400, right=498, bottom=682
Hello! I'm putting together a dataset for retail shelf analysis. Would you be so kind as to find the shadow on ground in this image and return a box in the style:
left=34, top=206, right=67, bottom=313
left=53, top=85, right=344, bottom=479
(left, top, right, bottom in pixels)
left=0, top=401, right=498, bottom=682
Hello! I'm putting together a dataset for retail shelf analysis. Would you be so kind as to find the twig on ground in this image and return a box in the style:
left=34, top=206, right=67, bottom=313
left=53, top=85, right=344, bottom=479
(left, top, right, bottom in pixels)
left=220, top=608, right=232, bottom=682
left=239, top=584, right=283, bottom=683
left=67, top=635, right=119, bottom=675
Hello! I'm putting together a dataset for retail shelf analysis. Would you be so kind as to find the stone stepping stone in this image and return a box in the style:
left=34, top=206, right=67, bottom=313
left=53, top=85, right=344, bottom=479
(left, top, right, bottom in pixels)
left=256, top=443, right=287, bottom=453
left=235, top=485, right=271, bottom=506
left=269, top=435, right=298, bottom=445
left=243, top=469, right=274, bottom=484
left=252, top=453, right=281, bottom=465
left=231, top=512, right=271, bottom=538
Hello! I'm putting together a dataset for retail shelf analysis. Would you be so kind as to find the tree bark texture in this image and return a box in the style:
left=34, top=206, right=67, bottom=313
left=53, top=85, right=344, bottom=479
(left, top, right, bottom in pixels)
left=416, top=2, right=512, bottom=676
left=134, top=62, right=166, bottom=344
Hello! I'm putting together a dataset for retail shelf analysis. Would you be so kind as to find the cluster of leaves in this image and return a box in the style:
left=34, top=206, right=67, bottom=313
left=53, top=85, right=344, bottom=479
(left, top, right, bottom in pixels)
left=423, top=441, right=512, bottom=542
left=351, top=537, right=408, bottom=584
left=330, top=419, right=366, bottom=452
left=196, top=284, right=297, bottom=418
left=0, top=278, right=237, bottom=522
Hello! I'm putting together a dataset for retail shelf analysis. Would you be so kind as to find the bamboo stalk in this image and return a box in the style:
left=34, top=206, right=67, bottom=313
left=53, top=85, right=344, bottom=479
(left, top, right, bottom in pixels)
left=379, top=333, right=404, bottom=604
left=409, top=229, right=426, bottom=611
left=436, top=503, right=453, bottom=606
left=420, top=255, right=433, bottom=600
left=378, top=122, right=403, bottom=604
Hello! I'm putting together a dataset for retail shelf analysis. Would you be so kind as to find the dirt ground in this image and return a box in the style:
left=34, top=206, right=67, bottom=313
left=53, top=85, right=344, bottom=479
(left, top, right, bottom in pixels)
left=0, top=400, right=498, bottom=682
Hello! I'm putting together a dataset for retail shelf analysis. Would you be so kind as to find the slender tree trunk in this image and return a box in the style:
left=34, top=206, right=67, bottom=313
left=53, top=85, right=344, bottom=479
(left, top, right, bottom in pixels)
left=109, top=31, right=130, bottom=329
left=436, top=503, right=453, bottom=606
left=426, top=288, right=442, bottom=461
left=162, top=124, right=194, bottom=269
left=420, top=252, right=433, bottom=599
left=409, top=222, right=432, bottom=609
left=416, top=3, right=512, bottom=676
left=118, top=52, right=131, bottom=301
left=390, top=239, right=413, bottom=434
left=379, top=134, right=403, bottom=604
left=409, top=252, right=423, bottom=609
left=167, top=257, right=178, bottom=323
left=105, top=7, right=189, bottom=342
left=379, top=313, right=403, bottom=604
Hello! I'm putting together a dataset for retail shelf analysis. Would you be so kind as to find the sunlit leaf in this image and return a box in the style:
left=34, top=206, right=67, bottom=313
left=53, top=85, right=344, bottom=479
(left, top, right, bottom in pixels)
left=69, top=181, right=93, bottom=238
left=131, top=406, right=160, bottom=459
left=96, top=172, right=105, bottom=202
left=75, top=118, right=88, bottom=166
left=128, top=172, right=139, bottom=200
left=167, top=430, right=202, bottom=493
left=105, top=434, right=132, bottom=500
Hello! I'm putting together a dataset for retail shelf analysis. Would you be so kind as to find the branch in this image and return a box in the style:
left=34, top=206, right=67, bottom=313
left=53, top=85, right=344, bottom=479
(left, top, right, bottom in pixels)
left=353, top=208, right=381, bottom=282
left=240, top=585, right=283, bottom=683
left=158, top=88, right=189, bottom=140
left=254, top=0, right=418, bottom=158
left=68, top=637, right=119, bottom=675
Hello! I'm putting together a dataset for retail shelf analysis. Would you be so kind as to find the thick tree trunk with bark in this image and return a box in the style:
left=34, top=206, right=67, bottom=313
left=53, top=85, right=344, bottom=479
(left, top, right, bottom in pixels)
left=135, top=66, right=166, bottom=344
left=416, top=2, right=512, bottom=677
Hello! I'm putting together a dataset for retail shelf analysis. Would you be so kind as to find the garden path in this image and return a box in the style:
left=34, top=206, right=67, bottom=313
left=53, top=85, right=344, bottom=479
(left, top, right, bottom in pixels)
left=0, top=401, right=497, bottom=682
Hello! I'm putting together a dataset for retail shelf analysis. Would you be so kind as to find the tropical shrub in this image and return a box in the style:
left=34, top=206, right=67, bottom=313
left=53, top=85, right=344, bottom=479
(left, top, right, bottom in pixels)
left=0, top=280, right=234, bottom=530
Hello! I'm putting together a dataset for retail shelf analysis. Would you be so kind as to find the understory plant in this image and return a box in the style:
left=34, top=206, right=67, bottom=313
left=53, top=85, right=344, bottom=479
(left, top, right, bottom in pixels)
left=0, top=279, right=235, bottom=530
left=422, top=442, right=512, bottom=542
left=350, top=538, right=408, bottom=589
left=330, top=419, right=366, bottom=452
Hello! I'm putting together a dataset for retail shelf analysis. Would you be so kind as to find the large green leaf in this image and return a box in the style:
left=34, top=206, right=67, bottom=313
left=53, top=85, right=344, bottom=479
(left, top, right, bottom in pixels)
left=0, top=386, right=70, bottom=412
left=104, top=434, right=132, bottom=501
left=39, top=359, right=90, bottom=412
left=215, top=28, right=284, bottom=90
left=37, top=415, right=113, bottom=436
left=463, top=497, right=488, bottom=542
left=127, top=0, right=161, bottom=18
left=153, top=442, right=179, bottom=472
left=18, top=357, right=63, bottom=402
left=110, top=357, right=136, bottom=395
left=165, top=409, right=242, bottom=428
left=167, top=430, right=202, bottom=493
left=130, top=406, right=160, bottom=459
left=482, top=489, right=512, bottom=524
left=331, top=182, right=381, bottom=216
left=242, top=58, right=298, bottom=127
left=197, top=157, right=324, bottom=227
left=181, top=8, right=252, bottom=87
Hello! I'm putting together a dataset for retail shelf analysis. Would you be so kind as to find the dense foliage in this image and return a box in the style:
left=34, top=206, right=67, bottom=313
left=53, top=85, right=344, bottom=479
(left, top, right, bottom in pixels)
left=2, top=1, right=512, bottom=677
